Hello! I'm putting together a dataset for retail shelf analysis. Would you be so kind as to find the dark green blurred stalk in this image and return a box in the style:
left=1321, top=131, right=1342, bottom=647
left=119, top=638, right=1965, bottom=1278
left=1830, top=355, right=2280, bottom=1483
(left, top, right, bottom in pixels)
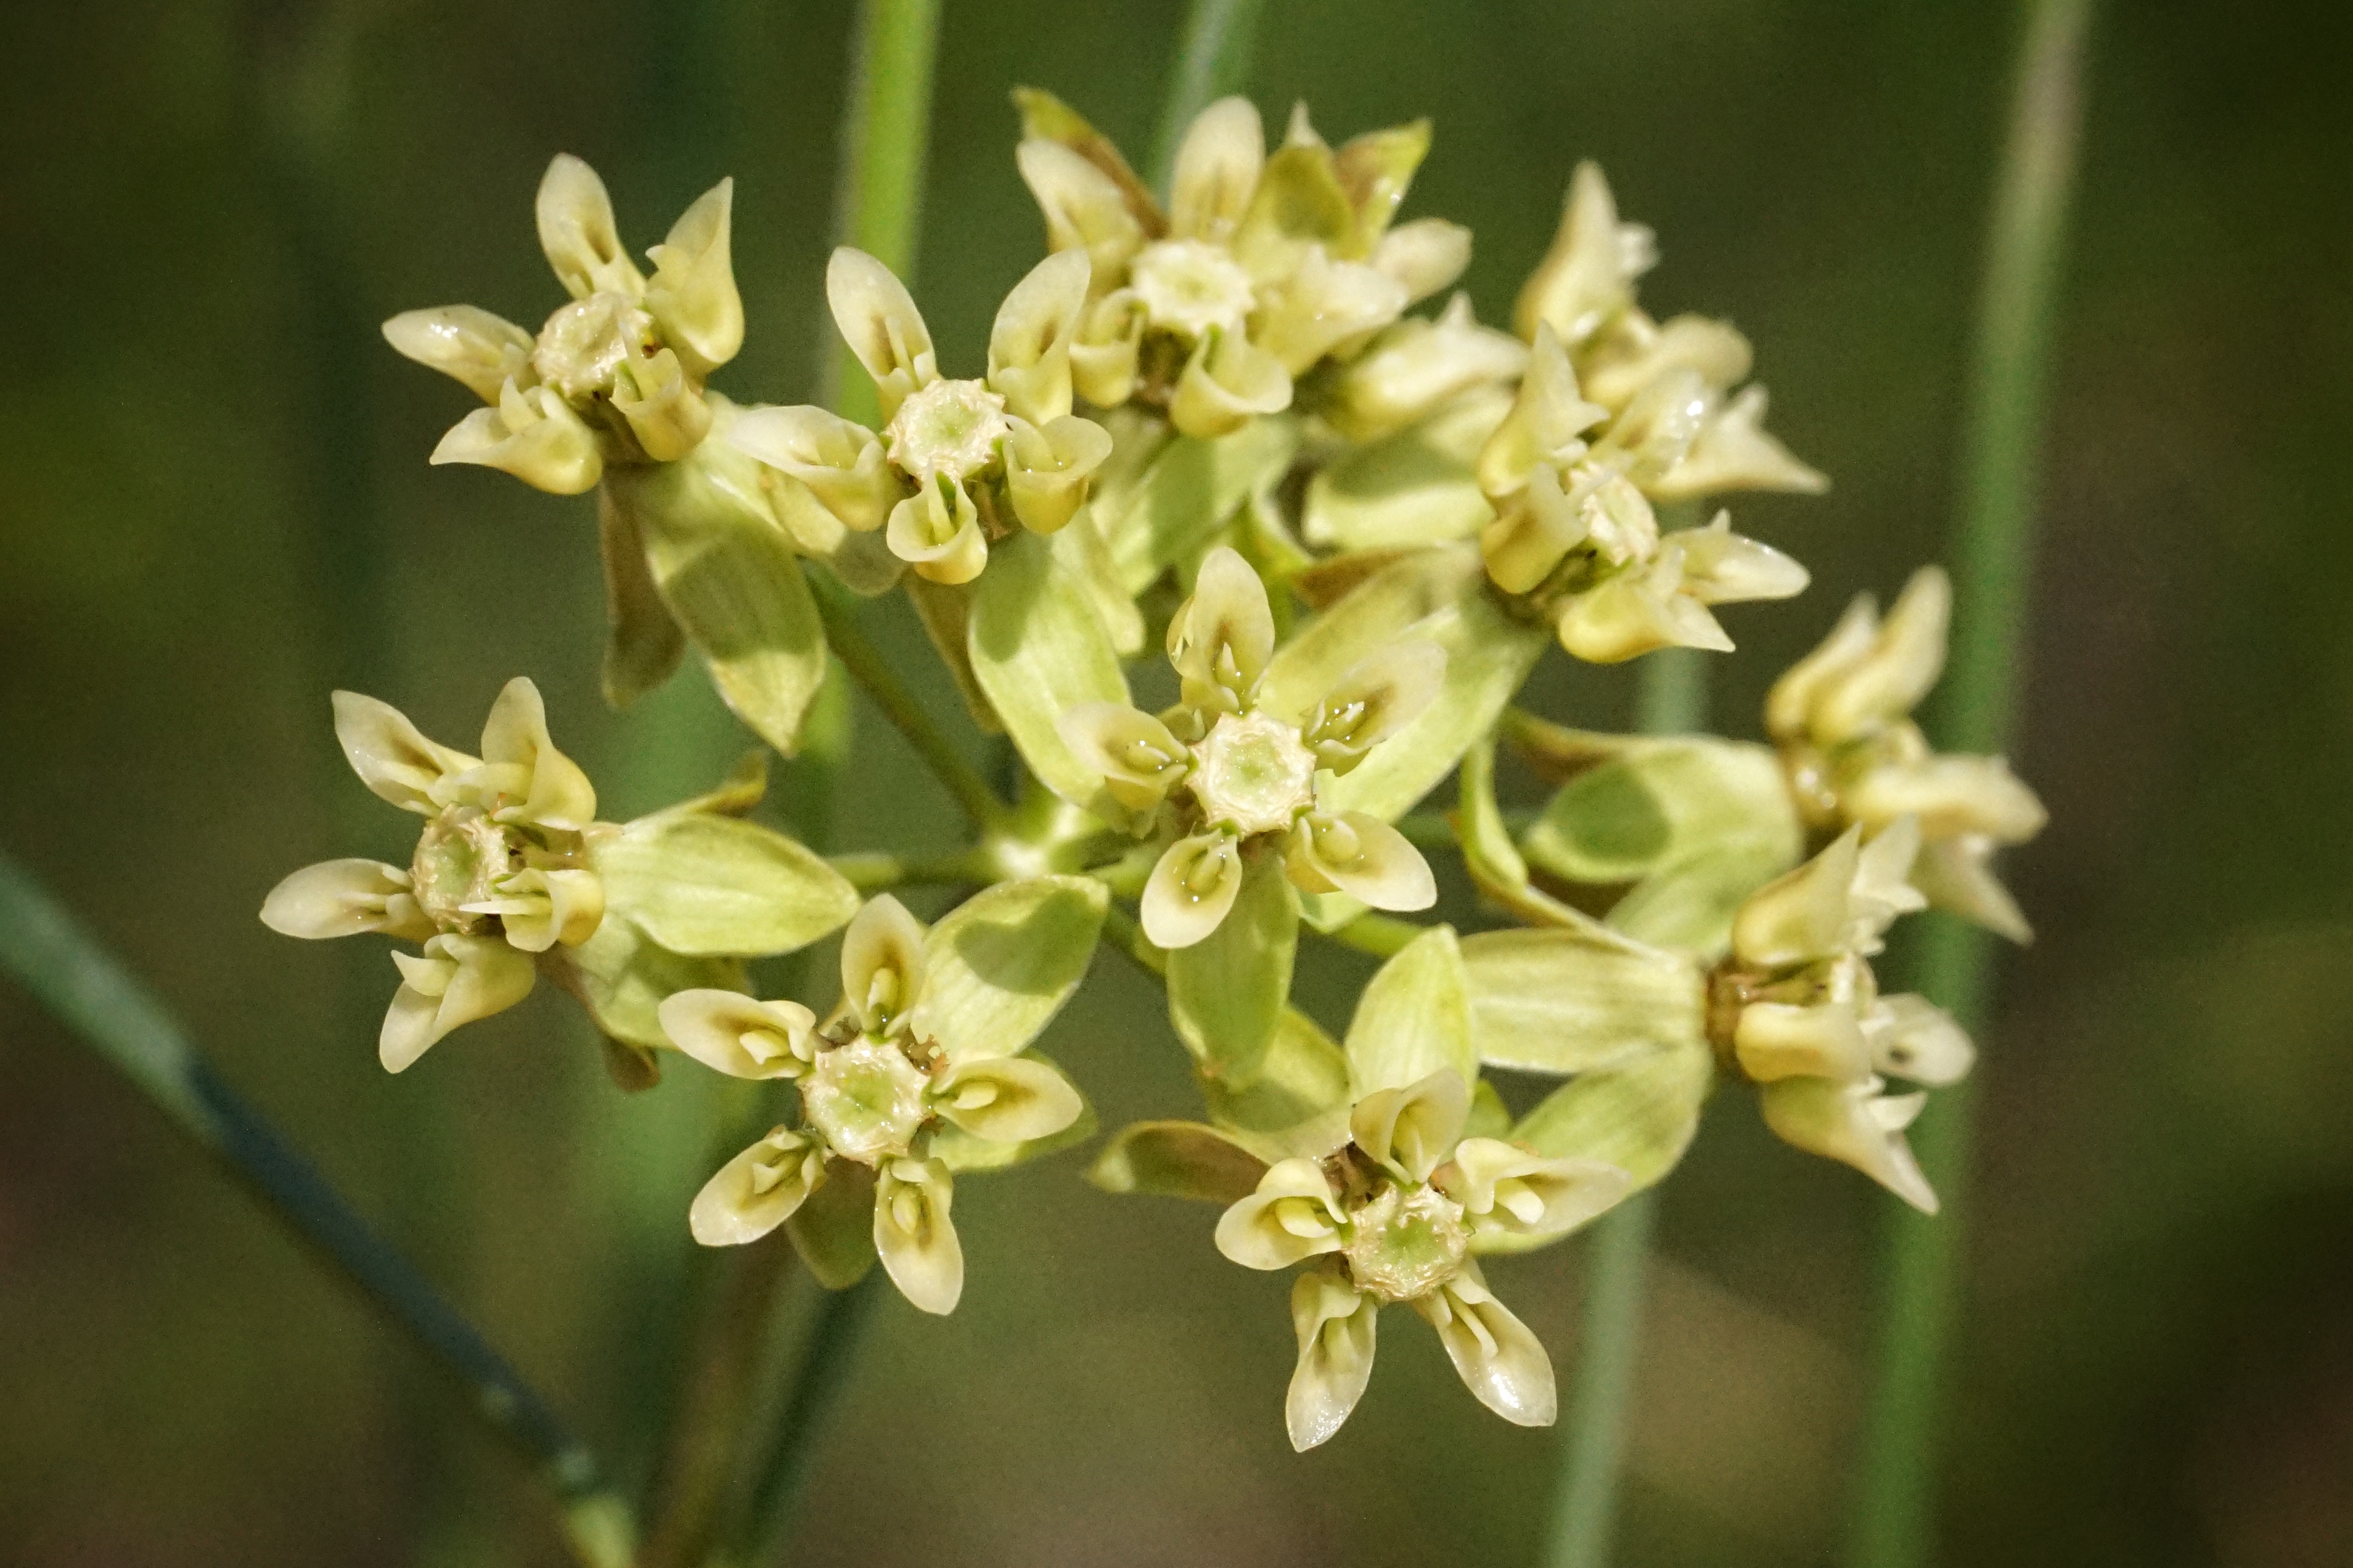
left=1847, top=4, right=2097, bottom=1566
left=1148, top=0, right=1266, bottom=190
left=0, top=851, right=636, bottom=1568
left=1541, top=643, right=1705, bottom=1568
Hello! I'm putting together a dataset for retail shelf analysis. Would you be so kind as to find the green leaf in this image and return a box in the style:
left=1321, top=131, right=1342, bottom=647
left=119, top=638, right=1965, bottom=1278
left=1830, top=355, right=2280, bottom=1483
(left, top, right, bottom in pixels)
left=614, top=438, right=831, bottom=755
left=1096, top=414, right=1299, bottom=594
left=787, top=1162, right=877, bottom=1289
left=1087, top=1120, right=1268, bottom=1204
left=1199, top=1006, right=1352, bottom=1136
left=1051, top=506, right=1146, bottom=656
left=593, top=814, right=858, bottom=957
left=597, top=486, right=685, bottom=708
left=1510, top=1039, right=1717, bottom=1193
left=1300, top=388, right=1507, bottom=553
left=967, top=530, right=1132, bottom=817
left=1168, top=853, right=1299, bottom=1085
left=1344, top=924, right=1475, bottom=1095
left=911, top=876, right=1108, bottom=1061
left=933, top=1056, right=1097, bottom=1172
left=558, top=918, right=745, bottom=1051
left=1459, top=926, right=1707, bottom=1075
left=1520, top=738, right=1804, bottom=956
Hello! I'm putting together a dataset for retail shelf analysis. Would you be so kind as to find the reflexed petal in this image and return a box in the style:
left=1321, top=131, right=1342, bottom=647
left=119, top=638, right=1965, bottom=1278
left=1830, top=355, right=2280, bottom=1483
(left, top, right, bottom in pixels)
left=1057, top=701, right=1190, bottom=812
left=1589, top=367, right=1713, bottom=487
left=1004, top=414, right=1113, bottom=535
left=841, top=894, right=928, bottom=1037
left=1370, top=218, right=1471, bottom=307
left=1168, top=96, right=1264, bottom=243
left=1667, top=513, right=1809, bottom=605
left=885, top=478, right=987, bottom=586
left=1140, top=833, right=1244, bottom=950
left=1287, top=812, right=1435, bottom=912
left=330, top=690, right=477, bottom=814
left=1735, top=998, right=1873, bottom=1083
left=930, top=1055, right=1084, bottom=1144
left=689, top=1129, right=826, bottom=1246
left=475, top=676, right=596, bottom=830
left=1553, top=550, right=1733, bottom=664
left=610, top=346, right=713, bottom=462
left=1759, top=1075, right=1939, bottom=1214
left=657, top=989, right=819, bottom=1080
left=1332, top=118, right=1431, bottom=251
left=1323, top=295, right=1529, bottom=444
left=644, top=178, right=743, bottom=376
left=1910, top=835, right=2033, bottom=944
left=261, top=859, right=433, bottom=942
left=987, top=248, right=1091, bottom=425
left=430, top=380, right=603, bottom=495
left=1765, top=591, right=1880, bottom=742
left=379, top=934, right=534, bottom=1073
left=1513, top=159, right=1653, bottom=347
left=1868, top=992, right=1976, bottom=1087
left=1812, top=566, right=1951, bottom=745
left=1581, top=312, right=1754, bottom=410
left=874, top=1158, right=962, bottom=1315
left=1071, top=289, right=1147, bottom=407
left=1214, top=1157, right=1347, bottom=1270
left=726, top=404, right=902, bottom=533
left=1169, top=327, right=1293, bottom=438
left=1253, top=247, right=1410, bottom=375
left=1652, top=383, right=1828, bottom=499
left=1303, top=642, right=1447, bottom=773
left=1845, top=754, right=2048, bottom=844
left=381, top=306, right=534, bottom=404
left=1015, top=138, right=1147, bottom=290
left=536, top=153, right=642, bottom=300
left=825, top=248, right=939, bottom=421
left=1167, top=545, right=1275, bottom=712
left=1412, top=1264, right=1557, bottom=1427
left=1286, top=1266, right=1380, bottom=1452
left=1348, top=1068, right=1470, bottom=1183
left=1476, top=325, right=1606, bottom=499
left=1441, top=1138, right=1629, bottom=1240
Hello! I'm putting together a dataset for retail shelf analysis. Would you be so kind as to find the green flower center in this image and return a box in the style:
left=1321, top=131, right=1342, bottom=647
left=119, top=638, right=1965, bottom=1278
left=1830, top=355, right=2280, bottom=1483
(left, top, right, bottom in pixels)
left=1189, top=711, right=1317, bottom=837
left=801, top=1037, right=932, bottom=1164
left=884, top=377, right=1010, bottom=483
left=411, top=808, right=522, bottom=935
left=1129, top=240, right=1256, bottom=342
left=1343, top=1183, right=1470, bottom=1304
left=533, top=292, right=653, bottom=402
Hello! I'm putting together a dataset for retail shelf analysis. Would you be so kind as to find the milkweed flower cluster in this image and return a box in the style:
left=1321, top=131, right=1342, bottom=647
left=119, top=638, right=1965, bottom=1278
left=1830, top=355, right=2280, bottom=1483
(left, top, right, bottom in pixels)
left=261, top=83, right=2047, bottom=1450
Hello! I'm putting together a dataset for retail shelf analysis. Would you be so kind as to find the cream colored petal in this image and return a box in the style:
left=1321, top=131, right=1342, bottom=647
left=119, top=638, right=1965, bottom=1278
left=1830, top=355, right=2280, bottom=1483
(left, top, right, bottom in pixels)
left=1287, top=812, right=1436, bottom=913
left=726, top=404, right=902, bottom=533
left=658, top=989, right=821, bottom=1080
left=1414, top=1264, right=1557, bottom=1426
left=1910, top=835, right=2034, bottom=944
left=1140, top=832, right=1245, bottom=950
left=1003, top=414, right=1113, bottom=534
left=1766, top=591, right=1880, bottom=742
left=468, top=677, right=595, bottom=830
left=874, top=1158, right=963, bottom=1315
left=261, top=859, right=433, bottom=942
left=1253, top=247, right=1410, bottom=375
left=1513, top=160, right=1651, bottom=347
left=1759, top=1075, right=1939, bottom=1214
left=1442, top=1139, right=1629, bottom=1241
left=1169, top=327, right=1293, bottom=438
left=1581, top=312, right=1754, bottom=410
left=1651, top=383, right=1828, bottom=499
left=610, top=346, right=713, bottom=462
left=1168, top=96, right=1264, bottom=243
left=378, top=934, right=533, bottom=1073
left=644, top=177, right=743, bottom=376
left=1868, top=993, right=1976, bottom=1088
left=1014, top=138, right=1146, bottom=290
left=536, top=153, right=643, bottom=300
left=841, top=894, right=928, bottom=1037
left=1845, top=754, right=2048, bottom=844
left=1553, top=550, right=1733, bottom=664
left=1731, top=825, right=1864, bottom=968
left=1056, top=701, right=1190, bottom=812
left=1214, top=1157, right=1348, bottom=1270
left=885, top=478, right=987, bottom=586
left=1324, top=294, right=1529, bottom=443
left=330, top=690, right=477, bottom=814
left=1287, top=1266, right=1380, bottom=1452
left=1735, top=998, right=1873, bottom=1084
left=1480, top=463, right=1589, bottom=596
left=825, top=248, right=939, bottom=421
left=1168, top=545, right=1275, bottom=711
left=1302, top=642, right=1447, bottom=774
left=930, top=1055, right=1084, bottom=1144
left=430, top=380, right=603, bottom=495
left=1666, top=513, right=1810, bottom=605
left=1348, top=1068, right=1470, bottom=1183
left=1812, top=566, right=1951, bottom=745
left=381, top=306, right=535, bottom=404
left=690, top=1129, right=826, bottom=1246
left=1476, top=325, right=1606, bottom=499
left=1589, top=367, right=1713, bottom=488
left=1070, top=288, right=1147, bottom=407
left=1371, top=218, right=1471, bottom=307
left=987, top=247, right=1091, bottom=425
left=1850, top=815, right=1929, bottom=947
left=473, top=866, right=605, bottom=953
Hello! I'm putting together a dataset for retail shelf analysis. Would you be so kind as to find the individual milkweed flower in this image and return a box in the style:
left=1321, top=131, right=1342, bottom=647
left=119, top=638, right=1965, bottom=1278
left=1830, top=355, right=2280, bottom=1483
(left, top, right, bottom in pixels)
left=260, top=679, right=602, bottom=1072
left=1058, top=546, right=1442, bottom=948
left=1013, top=90, right=1457, bottom=436
left=1708, top=819, right=1974, bottom=1211
left=1473, top=324, right=1809, bottom=662
left=667, top=886, right=1100, bottom=1314
left=1766, top=566, right=2049, bottom=941
left=724, top=248, right=1112, bottom=587
left=385, top=154, right=742, bottom=491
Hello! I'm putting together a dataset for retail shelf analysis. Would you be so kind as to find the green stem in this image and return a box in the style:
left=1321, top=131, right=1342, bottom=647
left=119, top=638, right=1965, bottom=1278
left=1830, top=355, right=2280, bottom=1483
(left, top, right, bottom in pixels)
left=0, top=851, right=634, bottom=1568
left=813, top=584, right=1008, bottom=830
left=1317, top=910, right=1428, bottom=959
left=1148, top=0, right=1267, bottom=192
left=827, top=844, right=997, bottom=892
left=1848, top=5, right=2096, bottom=1566
left=1542, top=644, right=1709, bottom=1568
left=724, top=1275, right=885, bottom=1568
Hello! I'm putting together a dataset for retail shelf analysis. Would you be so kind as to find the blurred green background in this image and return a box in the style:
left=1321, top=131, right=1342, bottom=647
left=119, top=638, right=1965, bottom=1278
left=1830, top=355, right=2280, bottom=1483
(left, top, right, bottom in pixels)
left=4, top=0, right=2349, bottom=1563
